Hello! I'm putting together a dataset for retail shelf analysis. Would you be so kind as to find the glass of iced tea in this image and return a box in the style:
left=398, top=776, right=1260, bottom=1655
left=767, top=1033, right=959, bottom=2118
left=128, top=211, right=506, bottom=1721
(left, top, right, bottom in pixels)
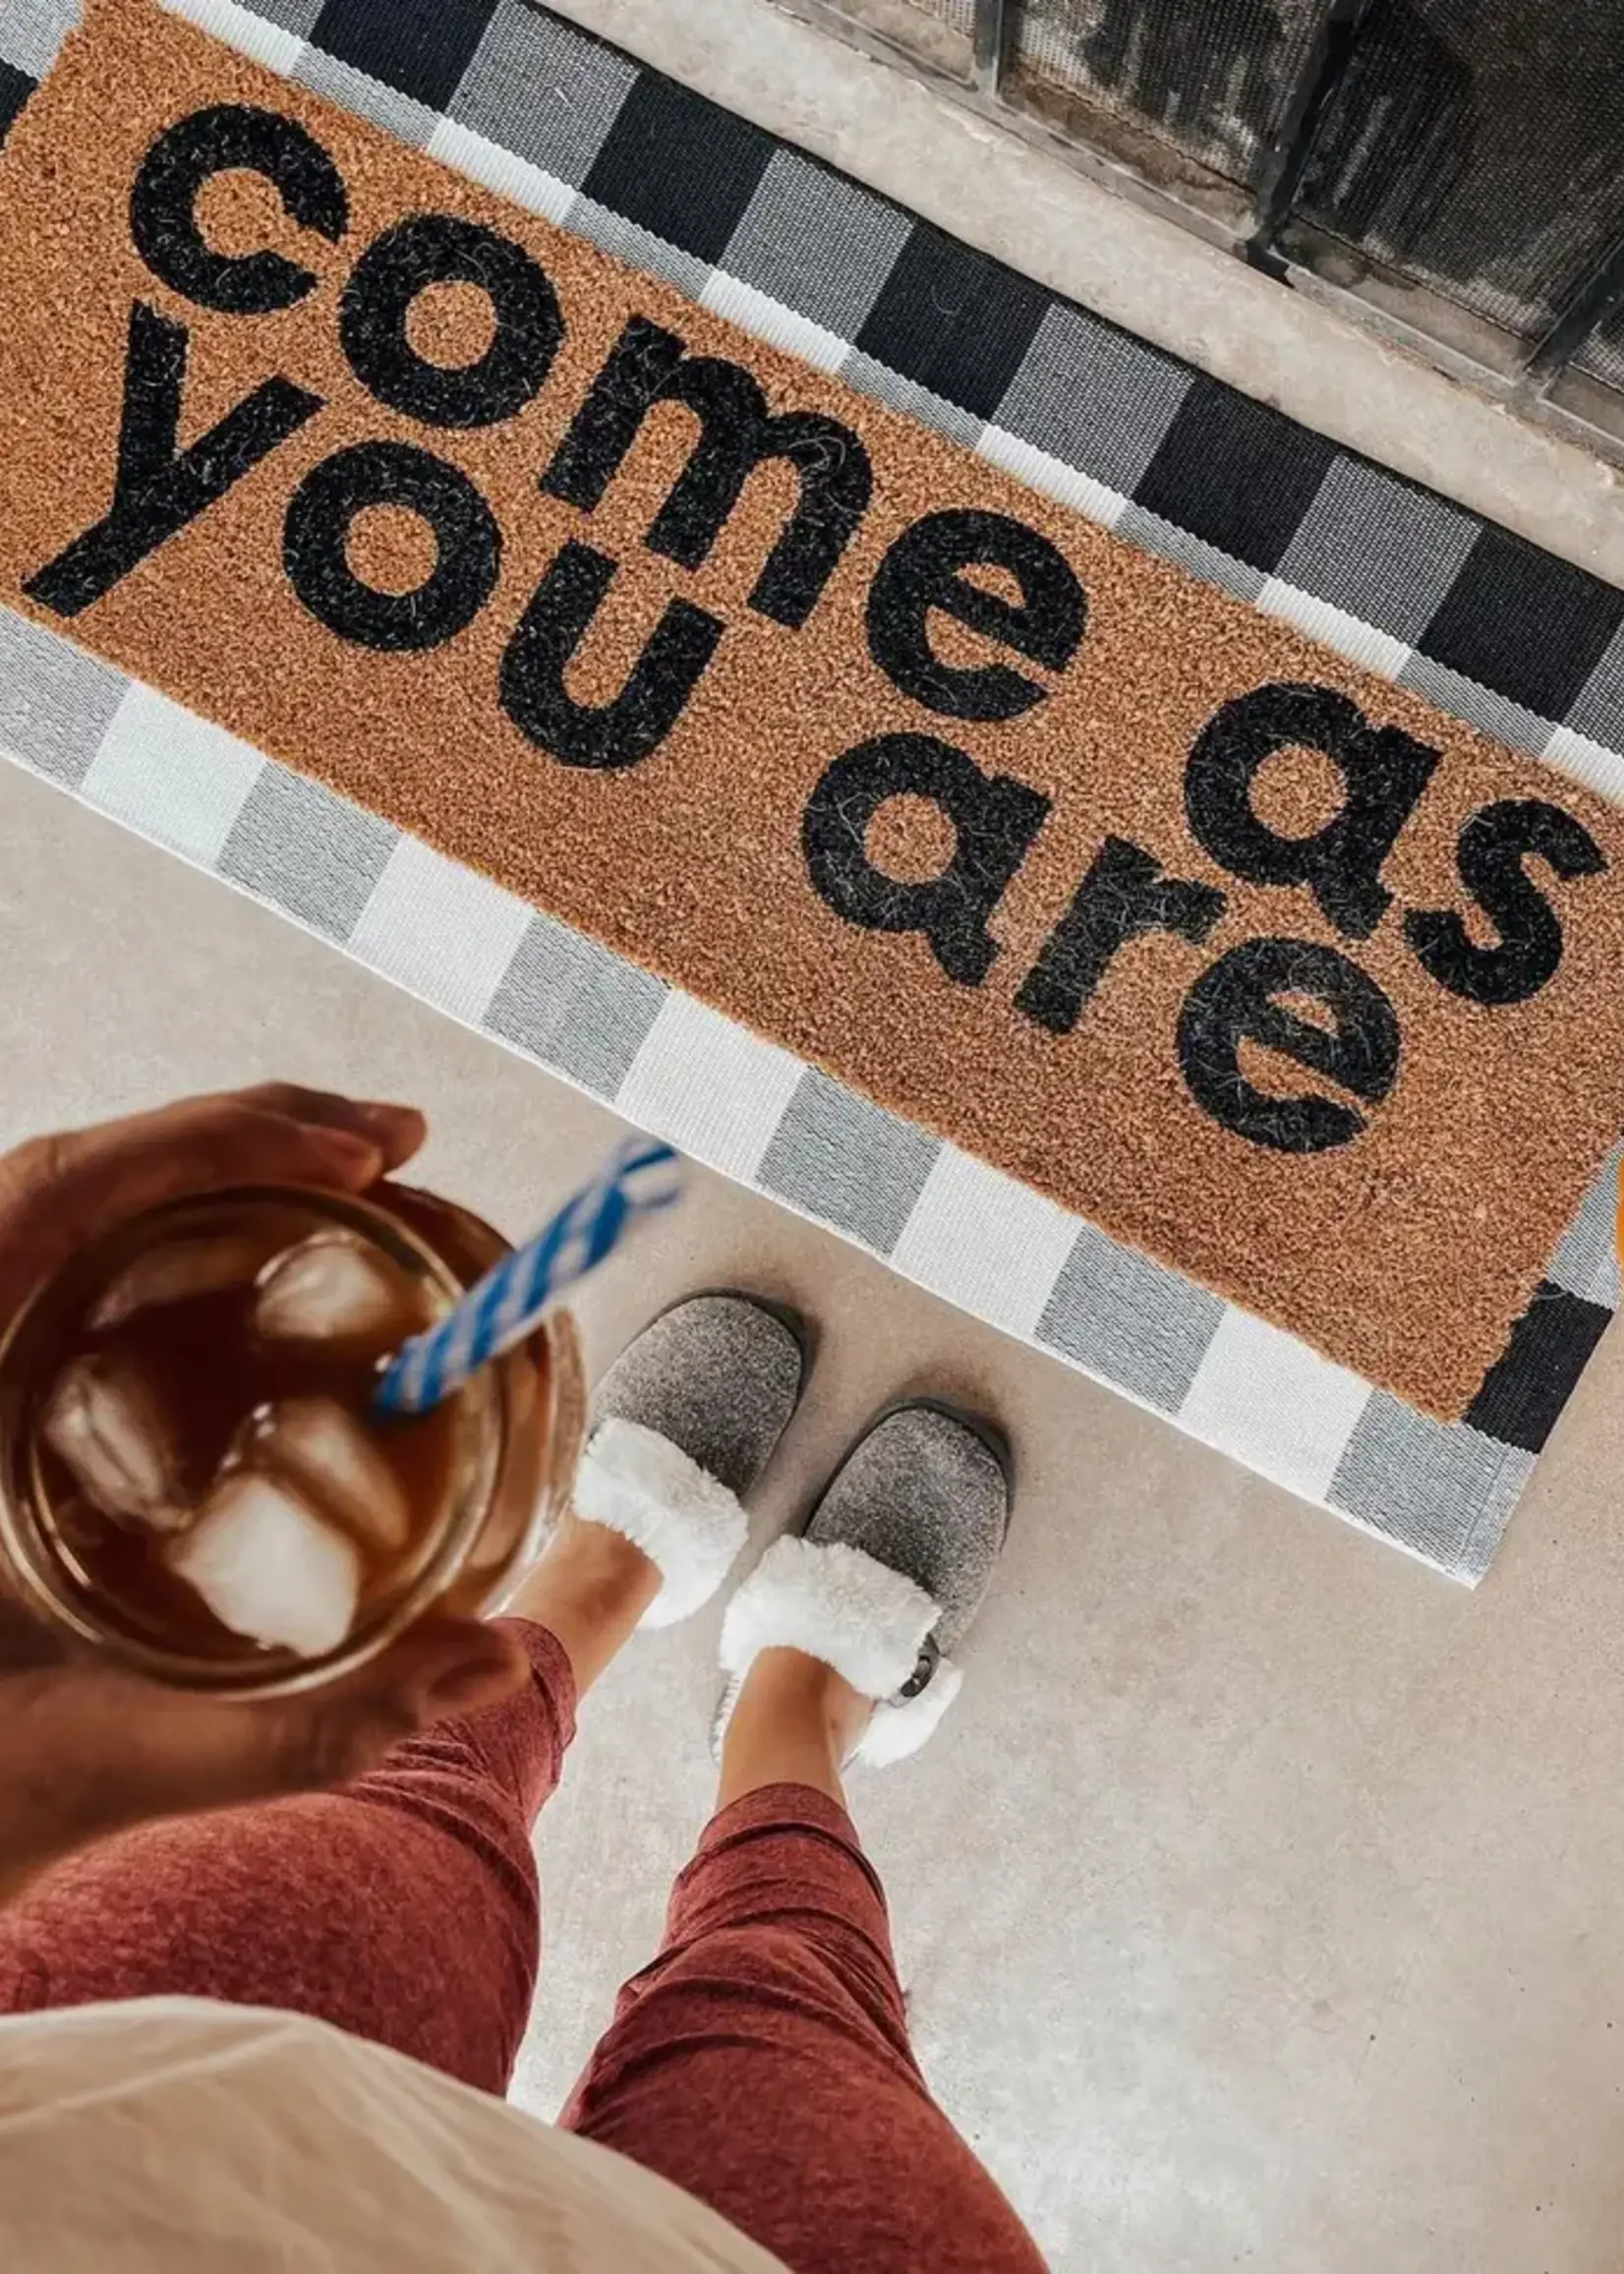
left=0, top=1184, right=585, bottom=1697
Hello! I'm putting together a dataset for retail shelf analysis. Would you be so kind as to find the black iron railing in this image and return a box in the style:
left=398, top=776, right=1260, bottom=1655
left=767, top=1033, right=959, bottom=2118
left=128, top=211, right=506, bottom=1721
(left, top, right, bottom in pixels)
left=786, top=0, right=1624, bottom=463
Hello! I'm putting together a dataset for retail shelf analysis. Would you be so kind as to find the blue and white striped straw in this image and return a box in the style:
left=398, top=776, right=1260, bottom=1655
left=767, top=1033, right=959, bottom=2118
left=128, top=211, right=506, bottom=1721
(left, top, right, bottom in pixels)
left=374, top=1134, right=681, bottom=1419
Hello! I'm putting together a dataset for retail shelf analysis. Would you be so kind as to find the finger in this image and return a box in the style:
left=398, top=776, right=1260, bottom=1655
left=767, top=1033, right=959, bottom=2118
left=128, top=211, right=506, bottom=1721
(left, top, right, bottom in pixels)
left=0, top=1101, right=384, bottom=1317
left=229, top=1085, right=428, bottom=1175
left=42, top=1099, right=384, bottom=1215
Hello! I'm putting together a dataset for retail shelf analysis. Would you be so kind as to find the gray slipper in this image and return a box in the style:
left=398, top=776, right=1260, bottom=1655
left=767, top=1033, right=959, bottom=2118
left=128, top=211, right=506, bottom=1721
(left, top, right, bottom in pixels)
left=718, top=1401, right=1012, bottom=1767
left=574, top=1294, right=807, bottom=1627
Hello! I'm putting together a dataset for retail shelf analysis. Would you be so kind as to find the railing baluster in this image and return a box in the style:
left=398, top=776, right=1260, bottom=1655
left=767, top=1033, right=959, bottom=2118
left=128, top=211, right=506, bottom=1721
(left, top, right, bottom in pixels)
left=972, top=0, right=1011, bottom=97
left=1522, top=233, right=1624, bottom=394
left=1247, top=0, right=1378, bottom=273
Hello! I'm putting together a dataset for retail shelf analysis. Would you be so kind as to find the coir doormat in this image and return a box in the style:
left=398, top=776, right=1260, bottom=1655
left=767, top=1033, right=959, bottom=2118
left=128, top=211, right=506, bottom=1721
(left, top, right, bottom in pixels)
left=1, top=0, right=1623, bottom=1579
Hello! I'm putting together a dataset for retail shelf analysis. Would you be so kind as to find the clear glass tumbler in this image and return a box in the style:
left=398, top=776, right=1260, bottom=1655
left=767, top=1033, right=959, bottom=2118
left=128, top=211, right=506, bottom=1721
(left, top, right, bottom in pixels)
left=0, top=1181, right=585, bottom=1698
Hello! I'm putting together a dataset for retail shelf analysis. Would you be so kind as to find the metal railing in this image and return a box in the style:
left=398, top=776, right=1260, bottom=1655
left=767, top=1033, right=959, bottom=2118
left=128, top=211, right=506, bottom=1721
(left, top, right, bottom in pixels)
left=781, top=0, right=1624, bottom=467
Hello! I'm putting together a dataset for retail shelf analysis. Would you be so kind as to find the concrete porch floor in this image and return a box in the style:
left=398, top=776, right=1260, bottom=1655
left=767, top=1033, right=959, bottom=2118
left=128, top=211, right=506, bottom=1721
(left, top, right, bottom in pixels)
left=6, top=757, right=1624, bottom=2271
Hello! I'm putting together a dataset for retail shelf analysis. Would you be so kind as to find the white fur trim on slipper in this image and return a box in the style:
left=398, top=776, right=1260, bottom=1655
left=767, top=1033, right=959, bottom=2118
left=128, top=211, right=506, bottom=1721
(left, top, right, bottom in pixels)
left=575, top=1418, right=749, bottom=1627
left=850, top=1659, right=963, bottom=1767
left=721, top=1535, right=934, bottom=1694
left=717, top=1535, right=963, bottom=1765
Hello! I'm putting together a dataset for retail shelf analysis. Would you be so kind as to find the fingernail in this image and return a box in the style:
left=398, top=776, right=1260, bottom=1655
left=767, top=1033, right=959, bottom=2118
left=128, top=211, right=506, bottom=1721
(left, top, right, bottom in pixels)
left=354, top=1100, right=425, bottom=1131
left=302, top=1126, right=382, bottom=1185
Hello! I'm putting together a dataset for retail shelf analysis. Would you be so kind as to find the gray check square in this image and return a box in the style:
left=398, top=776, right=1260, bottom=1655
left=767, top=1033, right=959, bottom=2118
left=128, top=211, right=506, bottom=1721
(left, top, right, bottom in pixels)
left=1565, top=617, right=1624, bottom=751
left=240, top=0, right=324, bottom=34
left=994, top=303, right=1189, bottom=496
left=1546, top=1143, right=1624, bottom=1308
left=449, top=1, right=636, bottom=186
left=758, top=1073, right=940, bottom=1254
left=565, top=200, right=712, bottom=303
left=1273, top=458, right=1479, bottom=642
left=721, top=151, right=912, bottom=341
left=1115, top=506, right=1265, bottom=605
left=0, top=0, right=78, bottom=79
left=840, top=351, right=984, bottom=451
left=0, top=609, right=128, bottom=788
left=293, top=47, right=439, bottom=146
left=483, top=916, right=667, bottom=1098
left=1329, top=1396, right=1534, bottom=1584
left=1399, top=653, right=1554, bottom=756
left=217, top=768, right=398, bottom=940
left=1037, top=1226, right=1224, bottom=1413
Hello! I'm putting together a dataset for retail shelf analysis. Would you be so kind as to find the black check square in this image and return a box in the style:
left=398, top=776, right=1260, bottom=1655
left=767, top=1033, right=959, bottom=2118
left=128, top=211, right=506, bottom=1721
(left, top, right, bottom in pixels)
left=854, top=225, right=1050, bottom=420
left=0, top=59, right=33, bottom=146
left=308, top=0, right=499, bottom=113
left=1420, top=524, right=1624, bottom=725
left=1464, top=1282, right=1611, bottom=1453
left=1132, top=377, right=1342, bottom=573
left=581, top=72, right=776, bottom=264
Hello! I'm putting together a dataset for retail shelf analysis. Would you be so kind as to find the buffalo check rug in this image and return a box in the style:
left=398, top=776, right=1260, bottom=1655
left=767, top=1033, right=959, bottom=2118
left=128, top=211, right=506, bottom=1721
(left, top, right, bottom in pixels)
left=2, top=0, right=1623, bottom=1582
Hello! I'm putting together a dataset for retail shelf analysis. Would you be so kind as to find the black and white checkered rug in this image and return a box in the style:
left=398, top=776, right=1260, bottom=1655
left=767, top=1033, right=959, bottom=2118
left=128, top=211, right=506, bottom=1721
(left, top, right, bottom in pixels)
left=1, top=0, right=1620, bottom=1583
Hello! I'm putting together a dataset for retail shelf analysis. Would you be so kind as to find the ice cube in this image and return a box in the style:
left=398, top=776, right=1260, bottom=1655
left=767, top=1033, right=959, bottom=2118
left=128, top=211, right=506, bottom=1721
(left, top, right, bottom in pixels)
left=243, top=1395, right=409, bottom=1552
left=169, top=1471, right=362, bottom=1657
left=254, top=1233, right=415, bottom=1355
left=42, top=1352, right=188, bottom=1532
left=91, top=1234, right=268, bottom=1329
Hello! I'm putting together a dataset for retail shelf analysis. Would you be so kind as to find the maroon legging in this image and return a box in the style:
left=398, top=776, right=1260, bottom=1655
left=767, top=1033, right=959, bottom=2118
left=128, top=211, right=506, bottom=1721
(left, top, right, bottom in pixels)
left=0, top=1620, right=1043, bottom=2274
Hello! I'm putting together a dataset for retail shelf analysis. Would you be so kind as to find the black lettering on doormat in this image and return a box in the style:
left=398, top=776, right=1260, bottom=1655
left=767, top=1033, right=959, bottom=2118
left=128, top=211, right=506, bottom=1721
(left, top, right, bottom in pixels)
left=1404, top=798, right=1606, bottom=1006
left=1176, top=936, right=1401, bottom=1153
left=25, top=301, right=322, bottom=616
left=1184, top=682, right=1438, bottom=942
left=130, top=101, right=347, bottom=315
left=866, top=507, right=1086, bottom=722
left=340, top=213, right=564, bottom=430
left=283, top=439, right=500, bottom=652
left=541, top=313, right=871, bottom=628
left=802, top=731, right=1051, bottom=984
left=499, top=540, right=724, bottom=769
left=1016, top=836, right=1227, bottom=1035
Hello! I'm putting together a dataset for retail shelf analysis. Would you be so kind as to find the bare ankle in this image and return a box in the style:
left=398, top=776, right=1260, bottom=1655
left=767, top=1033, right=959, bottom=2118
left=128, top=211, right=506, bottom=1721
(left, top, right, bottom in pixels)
left=741, top=1648, right=867, bottom=1737
left=543, top=1511, right=660, bottom=1599
left=506, top=1514, right=660, bottom=1693
left=717, top=1649, right=870, bottom=1810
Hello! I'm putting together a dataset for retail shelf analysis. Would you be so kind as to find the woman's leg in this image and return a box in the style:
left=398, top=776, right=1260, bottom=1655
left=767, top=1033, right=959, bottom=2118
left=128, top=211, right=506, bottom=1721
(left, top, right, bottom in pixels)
left=0, top=1519, right=657, bottom=2094
left=562, top=1647, right=1045, bottom=2274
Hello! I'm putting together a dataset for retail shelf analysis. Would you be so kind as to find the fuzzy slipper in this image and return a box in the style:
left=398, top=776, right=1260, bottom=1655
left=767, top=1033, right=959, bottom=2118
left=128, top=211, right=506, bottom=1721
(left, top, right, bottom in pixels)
left=574, top=1293, right=807, bottom=1627
left=718, top=1400, right=1011, bottom=1767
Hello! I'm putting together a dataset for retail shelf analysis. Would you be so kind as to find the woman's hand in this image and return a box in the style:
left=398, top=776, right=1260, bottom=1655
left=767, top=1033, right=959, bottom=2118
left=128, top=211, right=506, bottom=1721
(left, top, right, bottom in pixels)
left=0, top=1085, right=528, bottom=1902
